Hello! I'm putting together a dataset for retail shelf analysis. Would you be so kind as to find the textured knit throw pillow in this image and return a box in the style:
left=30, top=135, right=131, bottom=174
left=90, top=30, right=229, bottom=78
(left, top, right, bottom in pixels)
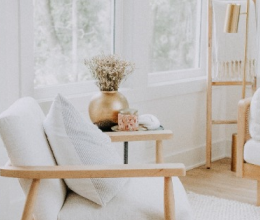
left=43, top=94, right=127, bottom=206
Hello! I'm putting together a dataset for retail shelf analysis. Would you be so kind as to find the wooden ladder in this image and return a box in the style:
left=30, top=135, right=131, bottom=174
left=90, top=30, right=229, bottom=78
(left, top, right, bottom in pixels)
left=206, top=0, right=256, bottom=168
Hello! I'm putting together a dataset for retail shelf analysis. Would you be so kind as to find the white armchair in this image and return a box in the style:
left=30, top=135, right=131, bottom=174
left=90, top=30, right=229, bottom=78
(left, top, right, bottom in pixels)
left=237, top=91, right=260, bottom=206
left=0, top=97, right=192, bottom=220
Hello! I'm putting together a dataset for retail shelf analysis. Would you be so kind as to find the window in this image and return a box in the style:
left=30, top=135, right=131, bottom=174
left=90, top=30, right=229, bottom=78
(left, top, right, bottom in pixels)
left=149, top=0, right=201, bottom=73
left=34, top=0, right=114, bottom=88
left=32, top=0, right=205, bottom=98
left=147, top=0, right=205, bottom=84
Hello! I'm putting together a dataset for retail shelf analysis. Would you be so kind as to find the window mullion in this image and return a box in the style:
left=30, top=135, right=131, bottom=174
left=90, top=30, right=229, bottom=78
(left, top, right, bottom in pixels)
left=72, top=0, right=78, bottom=81
left=119, top=0, right=150, bottom=89
left=200, top=0, right=207, bottom=73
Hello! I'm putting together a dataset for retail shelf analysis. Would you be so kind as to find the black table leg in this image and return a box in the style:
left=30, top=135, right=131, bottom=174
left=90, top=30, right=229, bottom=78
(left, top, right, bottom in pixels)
left=124, top=141, right=128, bottom=164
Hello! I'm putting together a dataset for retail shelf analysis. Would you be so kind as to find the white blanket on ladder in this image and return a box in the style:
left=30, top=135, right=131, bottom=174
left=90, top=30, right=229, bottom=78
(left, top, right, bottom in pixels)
left=212, top=0, right=257, bottom=82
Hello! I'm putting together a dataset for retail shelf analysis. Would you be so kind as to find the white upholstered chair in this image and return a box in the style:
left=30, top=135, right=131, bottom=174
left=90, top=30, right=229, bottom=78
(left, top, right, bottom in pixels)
left=237, top=89, right=260, bottom=206
left=0, top=97, right=192, bottom=220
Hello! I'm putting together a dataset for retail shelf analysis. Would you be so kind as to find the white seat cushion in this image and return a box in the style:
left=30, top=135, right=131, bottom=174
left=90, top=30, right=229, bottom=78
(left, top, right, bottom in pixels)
left=244, top=138, right=260, bottom=166
left=0, top=97, right=66, bottom=220
left=44, top=94, right=127, bottom=206
left=58, top=177, right=192, bottom=220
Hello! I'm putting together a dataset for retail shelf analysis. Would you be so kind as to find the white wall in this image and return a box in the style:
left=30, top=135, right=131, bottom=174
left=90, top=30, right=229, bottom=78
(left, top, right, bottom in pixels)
left=0, top=1, right=22, bottom=219
left=0, top=1, right=34, bottom=219
left=38, top=78, right=227, bottom=169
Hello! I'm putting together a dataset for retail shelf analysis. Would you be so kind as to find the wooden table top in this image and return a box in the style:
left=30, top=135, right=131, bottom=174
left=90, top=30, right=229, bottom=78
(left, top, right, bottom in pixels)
left=105, top=130, right=173, bottom=142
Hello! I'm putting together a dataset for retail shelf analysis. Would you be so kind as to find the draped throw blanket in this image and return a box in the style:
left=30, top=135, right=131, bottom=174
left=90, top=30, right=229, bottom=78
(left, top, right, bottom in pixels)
left=212, top=0, right=257, bottom=82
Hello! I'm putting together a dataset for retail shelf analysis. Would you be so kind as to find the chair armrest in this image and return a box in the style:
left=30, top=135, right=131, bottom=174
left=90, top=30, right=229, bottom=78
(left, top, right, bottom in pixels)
left=237, top=97, right=252, bottom=177
left=2, top=163, right=185, bottom=220
left=0, top=163, right=185, bottom=179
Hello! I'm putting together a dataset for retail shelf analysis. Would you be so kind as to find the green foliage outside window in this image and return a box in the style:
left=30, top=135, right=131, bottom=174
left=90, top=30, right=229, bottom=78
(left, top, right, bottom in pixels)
left=34, top=0, right=112, bottom=87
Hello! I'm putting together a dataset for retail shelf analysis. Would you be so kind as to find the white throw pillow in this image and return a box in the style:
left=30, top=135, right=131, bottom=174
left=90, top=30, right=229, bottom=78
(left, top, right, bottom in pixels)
left=250, top=88, right=260, bottom=140
left=43, top=94, right=127, bottom=206
left=0, top=97, right=66, bottom=220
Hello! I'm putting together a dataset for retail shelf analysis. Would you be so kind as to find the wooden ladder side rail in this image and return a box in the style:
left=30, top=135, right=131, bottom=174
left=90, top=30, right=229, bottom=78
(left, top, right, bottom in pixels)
left=0, top=163, right=186, bottom=220
left=206, top=0, right=213, bottom=169
left=242, top=0, right=250, bottom=99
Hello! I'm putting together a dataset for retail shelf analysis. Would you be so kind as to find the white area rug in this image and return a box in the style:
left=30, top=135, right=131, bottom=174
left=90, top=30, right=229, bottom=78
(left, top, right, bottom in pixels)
left=188, top=192, right=260, bottom=220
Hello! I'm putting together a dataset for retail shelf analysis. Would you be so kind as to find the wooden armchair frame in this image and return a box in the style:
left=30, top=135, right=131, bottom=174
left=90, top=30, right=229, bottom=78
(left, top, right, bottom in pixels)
left=0, top=163, right=185, bottom=220
left=237, top=97, right=260, bottom=205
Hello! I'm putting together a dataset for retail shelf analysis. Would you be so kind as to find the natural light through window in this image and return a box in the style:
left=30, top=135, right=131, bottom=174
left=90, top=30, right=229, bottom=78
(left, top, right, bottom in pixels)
left=33, top=0, right=113, bottom=88
left=149, top=0, right=201, bottom=73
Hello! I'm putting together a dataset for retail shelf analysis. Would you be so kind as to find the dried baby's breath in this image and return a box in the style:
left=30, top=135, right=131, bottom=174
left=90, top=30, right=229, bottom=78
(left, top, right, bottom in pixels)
left=85, top=54, right=135, bottom=91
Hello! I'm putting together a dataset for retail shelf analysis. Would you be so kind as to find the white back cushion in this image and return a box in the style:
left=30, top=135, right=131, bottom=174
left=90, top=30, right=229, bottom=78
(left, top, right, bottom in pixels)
left=250, top=88, right=260, bottom=140
left=44, top=94, right=127, bottom=206
left=0, top=97, right=66, bottom=220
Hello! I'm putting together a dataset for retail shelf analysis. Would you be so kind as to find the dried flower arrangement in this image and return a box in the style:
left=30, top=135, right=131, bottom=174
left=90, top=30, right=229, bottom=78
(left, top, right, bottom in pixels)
left=85, top=54, right=135, bottom=91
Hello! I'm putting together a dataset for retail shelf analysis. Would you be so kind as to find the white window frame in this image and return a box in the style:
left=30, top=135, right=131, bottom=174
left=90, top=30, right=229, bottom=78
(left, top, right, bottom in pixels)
left=115, top=0, right=206, bottom=89
left=10, top=0, right=206, bottom=102
left=147, top=0, right=207, bottom=85
left=34, top=0, right=117, bottom=100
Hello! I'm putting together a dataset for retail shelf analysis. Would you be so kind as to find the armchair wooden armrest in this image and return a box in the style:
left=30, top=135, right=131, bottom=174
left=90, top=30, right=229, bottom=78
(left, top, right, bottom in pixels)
left=0, top=163, right=185, bottom=220
left=0, top=163, right=185, bottom=179
left=237, top=97, right=252, bottom=177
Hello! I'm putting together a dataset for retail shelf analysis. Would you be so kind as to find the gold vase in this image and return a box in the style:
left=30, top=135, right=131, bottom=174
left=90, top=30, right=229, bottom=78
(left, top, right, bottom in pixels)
left=88, top=91, right=129, bottom=130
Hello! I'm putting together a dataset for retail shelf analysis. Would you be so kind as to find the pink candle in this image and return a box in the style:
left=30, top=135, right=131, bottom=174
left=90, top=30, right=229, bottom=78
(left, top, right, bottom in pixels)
left=118, top=109, right=138, bottom=131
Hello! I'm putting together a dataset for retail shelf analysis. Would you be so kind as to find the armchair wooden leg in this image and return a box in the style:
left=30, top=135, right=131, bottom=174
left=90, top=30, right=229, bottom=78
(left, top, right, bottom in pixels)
left=164, top=177, right=175, bottom=220
left=21, top=179, right=40, bottom=220
left=257, top=181, right=260, bottom=206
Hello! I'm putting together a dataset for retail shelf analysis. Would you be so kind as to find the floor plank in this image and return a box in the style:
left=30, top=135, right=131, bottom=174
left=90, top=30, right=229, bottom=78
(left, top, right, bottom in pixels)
left=180, top=158, right=257, bottom=205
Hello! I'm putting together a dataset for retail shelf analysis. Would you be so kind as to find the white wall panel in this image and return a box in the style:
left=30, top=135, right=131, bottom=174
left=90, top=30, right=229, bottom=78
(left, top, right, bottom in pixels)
left=0, top=0, right=20, bottom=113
left=0, top=1, right=33, bottom=219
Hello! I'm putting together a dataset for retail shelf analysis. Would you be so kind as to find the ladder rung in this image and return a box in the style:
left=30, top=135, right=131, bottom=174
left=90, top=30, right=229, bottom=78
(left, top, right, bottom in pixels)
left=212, top=81, right=253, bottom=86
left=212, top=120, right=237, bottom=124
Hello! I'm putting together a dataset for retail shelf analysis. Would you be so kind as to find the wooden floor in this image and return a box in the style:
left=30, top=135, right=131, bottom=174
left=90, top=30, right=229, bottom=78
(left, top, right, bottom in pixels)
left=179, top=158, right=257, bottom=205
